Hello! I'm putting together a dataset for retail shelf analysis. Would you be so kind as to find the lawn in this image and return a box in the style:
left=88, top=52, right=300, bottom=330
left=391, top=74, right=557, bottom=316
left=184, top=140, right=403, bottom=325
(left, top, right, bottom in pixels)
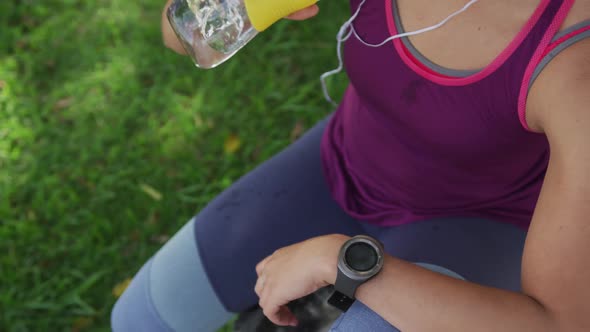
left=0, top=1, right=349, bottom=331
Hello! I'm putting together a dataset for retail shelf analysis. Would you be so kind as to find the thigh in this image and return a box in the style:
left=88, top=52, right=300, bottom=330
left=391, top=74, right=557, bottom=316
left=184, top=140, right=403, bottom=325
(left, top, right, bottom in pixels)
left=194, top=116, right=365, bottom=313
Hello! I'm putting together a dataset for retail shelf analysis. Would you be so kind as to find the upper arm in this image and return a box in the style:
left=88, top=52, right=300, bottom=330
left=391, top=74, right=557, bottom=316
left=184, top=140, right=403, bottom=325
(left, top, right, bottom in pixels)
left=522, top=38, right=590, bottom=331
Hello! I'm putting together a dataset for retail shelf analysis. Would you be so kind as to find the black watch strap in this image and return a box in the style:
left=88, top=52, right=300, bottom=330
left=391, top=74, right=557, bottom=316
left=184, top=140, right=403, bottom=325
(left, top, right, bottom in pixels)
left=328, top=267, right=361, bottom=312
left=327, top=290, right=355, bottom=312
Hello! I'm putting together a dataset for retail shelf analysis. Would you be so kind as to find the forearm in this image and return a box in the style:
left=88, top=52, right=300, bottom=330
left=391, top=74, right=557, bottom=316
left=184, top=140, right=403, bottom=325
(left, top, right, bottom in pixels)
left=352, top=255, right=558, bottom=331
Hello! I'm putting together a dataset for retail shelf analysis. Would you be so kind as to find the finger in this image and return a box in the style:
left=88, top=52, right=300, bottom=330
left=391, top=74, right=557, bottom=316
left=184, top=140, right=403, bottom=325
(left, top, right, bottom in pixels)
left=266, top=305, right=297, bottom=326
left=256, top=255, right=271, bottom=276
left=254, top=275, right=265, bottom=296
left=285, top=5, right=319, bottom=20
left=259, top=279, right=271, bottom=309
left=277, top=305, right=298, bottom=327
left=259, top=283, right=296, bottom=327
left=262, top=304, right=280, bottom=326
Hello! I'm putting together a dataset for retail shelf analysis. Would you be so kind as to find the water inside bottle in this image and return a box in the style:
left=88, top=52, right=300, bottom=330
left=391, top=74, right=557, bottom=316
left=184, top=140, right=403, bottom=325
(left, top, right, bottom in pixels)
left=168, top=0, right=258, bottom=68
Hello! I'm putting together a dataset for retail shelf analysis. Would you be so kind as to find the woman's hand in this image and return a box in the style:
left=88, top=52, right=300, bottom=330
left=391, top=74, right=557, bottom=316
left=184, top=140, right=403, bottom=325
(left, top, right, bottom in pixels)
left=284, top=4, right=320, bottom=21
left=255, top=234, right=349, bottom=326
left=161, top=0, right=188, bottom=55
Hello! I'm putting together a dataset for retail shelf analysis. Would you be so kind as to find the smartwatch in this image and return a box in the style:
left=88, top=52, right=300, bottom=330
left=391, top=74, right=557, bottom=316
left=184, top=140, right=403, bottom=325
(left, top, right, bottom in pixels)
left=327, top=235, right=385, bottom=312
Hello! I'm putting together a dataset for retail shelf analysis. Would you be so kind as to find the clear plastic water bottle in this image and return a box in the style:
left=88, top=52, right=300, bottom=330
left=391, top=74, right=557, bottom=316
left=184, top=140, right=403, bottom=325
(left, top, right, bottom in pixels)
left=167, top=0, right=317, bottom=69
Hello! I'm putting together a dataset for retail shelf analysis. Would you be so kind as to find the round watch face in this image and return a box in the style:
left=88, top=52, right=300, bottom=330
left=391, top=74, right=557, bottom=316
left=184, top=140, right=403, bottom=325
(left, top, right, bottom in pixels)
left=344, top=242, right=378, bottom=272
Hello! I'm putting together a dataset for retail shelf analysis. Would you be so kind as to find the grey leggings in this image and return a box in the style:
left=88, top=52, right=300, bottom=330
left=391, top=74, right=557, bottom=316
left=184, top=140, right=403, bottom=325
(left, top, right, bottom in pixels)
left=111, top=117, right=527, bottom=331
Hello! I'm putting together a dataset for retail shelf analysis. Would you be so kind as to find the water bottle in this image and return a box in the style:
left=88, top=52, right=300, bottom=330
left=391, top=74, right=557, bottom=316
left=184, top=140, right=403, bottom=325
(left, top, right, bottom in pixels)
left=167, top=0, right=318, bottom=69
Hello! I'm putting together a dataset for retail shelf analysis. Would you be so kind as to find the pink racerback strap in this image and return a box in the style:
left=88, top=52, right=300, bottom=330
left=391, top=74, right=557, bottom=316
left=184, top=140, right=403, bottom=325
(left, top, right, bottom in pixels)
left=517, top=0, right=577, bottom=130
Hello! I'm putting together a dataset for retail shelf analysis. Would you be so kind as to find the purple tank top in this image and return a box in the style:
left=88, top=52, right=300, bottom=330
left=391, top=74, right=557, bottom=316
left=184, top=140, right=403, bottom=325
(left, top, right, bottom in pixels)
left=320, top=0, right=572, bottom=229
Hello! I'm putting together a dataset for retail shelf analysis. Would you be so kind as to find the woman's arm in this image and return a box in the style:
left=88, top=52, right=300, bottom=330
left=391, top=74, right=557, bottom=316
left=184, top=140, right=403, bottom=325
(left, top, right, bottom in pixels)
left=255, top=38, right=590, bottom=331
left=347, top=38, right=590, bottom=332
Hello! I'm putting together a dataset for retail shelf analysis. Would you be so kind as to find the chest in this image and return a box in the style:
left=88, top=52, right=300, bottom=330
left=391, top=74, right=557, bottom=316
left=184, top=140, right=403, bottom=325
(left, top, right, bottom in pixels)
left=394, top=0, right=544, bottom=71
left=341, top=0, right=550, bottom=162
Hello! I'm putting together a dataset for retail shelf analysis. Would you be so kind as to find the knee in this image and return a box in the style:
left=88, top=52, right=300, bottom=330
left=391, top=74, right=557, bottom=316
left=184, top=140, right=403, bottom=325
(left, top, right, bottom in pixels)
left=111, top=260, right=173, bottom=332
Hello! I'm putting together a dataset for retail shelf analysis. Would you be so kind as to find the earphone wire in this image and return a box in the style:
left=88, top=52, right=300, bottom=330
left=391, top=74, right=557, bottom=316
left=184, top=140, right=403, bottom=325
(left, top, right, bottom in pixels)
left=320, top=0, right=480, bottom=106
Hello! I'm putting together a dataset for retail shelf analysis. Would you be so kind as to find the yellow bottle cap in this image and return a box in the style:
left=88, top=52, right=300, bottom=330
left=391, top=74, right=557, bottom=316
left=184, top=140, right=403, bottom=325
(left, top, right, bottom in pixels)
left=244, top=0, right=318, bottom=32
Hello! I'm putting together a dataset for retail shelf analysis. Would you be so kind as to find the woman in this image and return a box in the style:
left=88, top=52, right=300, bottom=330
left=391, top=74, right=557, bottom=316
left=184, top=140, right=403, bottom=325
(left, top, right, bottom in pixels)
left=112, top=0, right=590, bottom=331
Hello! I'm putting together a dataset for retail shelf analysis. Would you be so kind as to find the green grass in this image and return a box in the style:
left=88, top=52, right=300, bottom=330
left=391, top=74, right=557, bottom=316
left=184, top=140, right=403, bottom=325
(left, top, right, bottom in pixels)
left=0, top=1, right=349, bottom=331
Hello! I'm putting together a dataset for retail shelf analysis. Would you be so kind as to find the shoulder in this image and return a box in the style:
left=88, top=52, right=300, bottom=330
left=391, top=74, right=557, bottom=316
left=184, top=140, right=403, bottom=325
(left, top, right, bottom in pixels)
left=561, top=0, right=590, bottom=32
left=528, top=39, right=589, bottom=138
left=525, top=0, right=589, bottom=134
